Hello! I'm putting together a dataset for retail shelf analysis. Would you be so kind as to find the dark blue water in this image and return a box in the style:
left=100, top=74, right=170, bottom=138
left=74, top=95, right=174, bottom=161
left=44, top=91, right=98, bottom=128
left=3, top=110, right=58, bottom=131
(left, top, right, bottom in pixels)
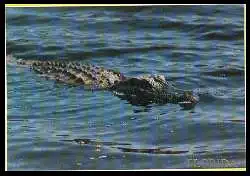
left=6, top=5, right=245, bottom=170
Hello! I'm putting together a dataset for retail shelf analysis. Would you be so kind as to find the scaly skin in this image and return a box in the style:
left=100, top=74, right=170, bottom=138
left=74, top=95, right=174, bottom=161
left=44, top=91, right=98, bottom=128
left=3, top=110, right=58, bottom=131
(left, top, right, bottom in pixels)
left=110, top=74, right=198, bottom=107
left=13, top=58, right=198, bottom=108
left=17, top=59, right=126, bottom=90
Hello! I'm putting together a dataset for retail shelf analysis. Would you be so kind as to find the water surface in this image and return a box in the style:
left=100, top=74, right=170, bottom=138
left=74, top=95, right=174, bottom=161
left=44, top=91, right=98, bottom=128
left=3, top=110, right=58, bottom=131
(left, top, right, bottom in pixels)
left=6, top=5, right=245, bottom=170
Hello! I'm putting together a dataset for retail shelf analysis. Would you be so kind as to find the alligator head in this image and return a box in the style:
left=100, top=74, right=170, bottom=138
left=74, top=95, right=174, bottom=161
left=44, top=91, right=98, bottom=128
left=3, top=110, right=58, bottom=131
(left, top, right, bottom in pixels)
left=110, top=74, right=199, bottom=109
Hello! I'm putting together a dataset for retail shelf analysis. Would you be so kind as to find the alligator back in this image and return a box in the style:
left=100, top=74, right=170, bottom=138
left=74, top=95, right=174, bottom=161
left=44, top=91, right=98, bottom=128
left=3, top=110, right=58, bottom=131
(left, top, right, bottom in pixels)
left=16, top=59, right=126, bottom=89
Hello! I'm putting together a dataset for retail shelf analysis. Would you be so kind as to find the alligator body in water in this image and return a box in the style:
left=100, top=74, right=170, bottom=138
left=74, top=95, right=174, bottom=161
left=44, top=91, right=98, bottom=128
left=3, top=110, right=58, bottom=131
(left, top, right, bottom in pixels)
left=8, top=56, right=199, bottom=109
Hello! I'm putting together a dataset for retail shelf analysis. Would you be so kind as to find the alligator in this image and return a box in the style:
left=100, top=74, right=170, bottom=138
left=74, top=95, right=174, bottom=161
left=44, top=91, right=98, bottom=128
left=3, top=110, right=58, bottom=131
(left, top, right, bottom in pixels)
left=8, top=56, right=199, bottom=109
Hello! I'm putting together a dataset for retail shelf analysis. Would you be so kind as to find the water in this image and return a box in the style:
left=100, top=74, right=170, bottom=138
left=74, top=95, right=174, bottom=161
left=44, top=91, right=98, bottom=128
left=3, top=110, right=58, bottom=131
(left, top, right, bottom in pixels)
left=6, top=5, right=245, bottom=170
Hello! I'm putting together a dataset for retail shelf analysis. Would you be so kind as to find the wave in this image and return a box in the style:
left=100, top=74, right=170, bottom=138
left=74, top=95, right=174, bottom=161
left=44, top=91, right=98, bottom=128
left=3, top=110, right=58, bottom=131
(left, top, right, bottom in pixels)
left=63, top=138, right=189, bottom=155
left=116, top=147, right=189, bottom=155
left=196, top=30, right=244, bottom=41
left=6, top=43, right=177, bottom=60
left=7, top=14, right=62, bottom=26
left=202, top=68, right=244, bottom=77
